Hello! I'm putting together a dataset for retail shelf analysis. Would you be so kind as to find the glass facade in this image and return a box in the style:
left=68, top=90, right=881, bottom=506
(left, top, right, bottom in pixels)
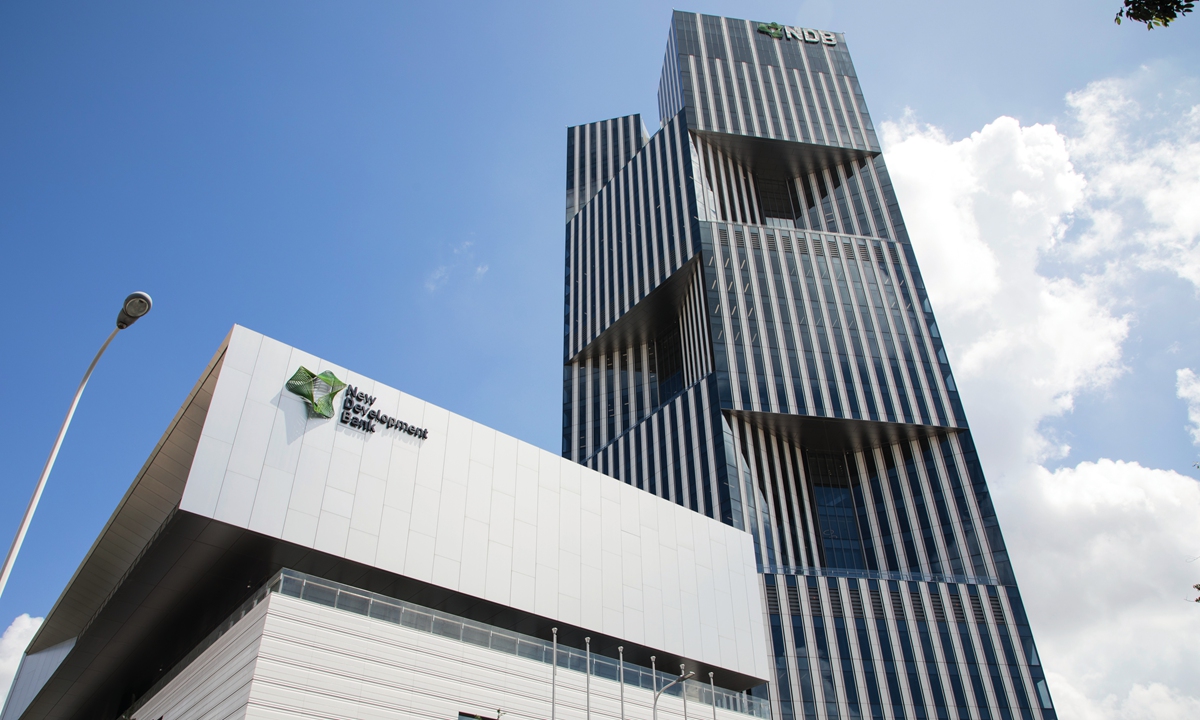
left=562, top=11, right=1055, bottom=720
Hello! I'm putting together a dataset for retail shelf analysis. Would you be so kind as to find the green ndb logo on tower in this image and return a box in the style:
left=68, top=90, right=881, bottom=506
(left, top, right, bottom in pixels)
left=284, top=366, right=429, bottom=439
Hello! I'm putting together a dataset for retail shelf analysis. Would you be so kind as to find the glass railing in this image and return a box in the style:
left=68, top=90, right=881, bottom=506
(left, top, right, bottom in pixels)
left=275, top=569, right=770, bottom=718
left=759, top=564, right=998, bottom=587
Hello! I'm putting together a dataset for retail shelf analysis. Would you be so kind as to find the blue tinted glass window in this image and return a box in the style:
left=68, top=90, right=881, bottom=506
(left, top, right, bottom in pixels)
left=813, top=486, right=866, bottom=569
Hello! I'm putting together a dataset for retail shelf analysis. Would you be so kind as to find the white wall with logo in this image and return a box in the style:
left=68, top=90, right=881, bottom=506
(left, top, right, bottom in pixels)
left=179, top=326, right=769, bottom=682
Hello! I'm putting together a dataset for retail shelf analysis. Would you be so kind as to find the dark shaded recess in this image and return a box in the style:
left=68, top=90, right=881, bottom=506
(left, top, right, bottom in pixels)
left=655, top=321, right=685, bottom=401
left=756, top=176, right=802, bottom=223
left=569, top=256, right=699, bottom=366
left=727, top=409, right=957, bottom=454
left=804, top=451, right=867, bottom=571
left=695, top=129, right=876, bottom=182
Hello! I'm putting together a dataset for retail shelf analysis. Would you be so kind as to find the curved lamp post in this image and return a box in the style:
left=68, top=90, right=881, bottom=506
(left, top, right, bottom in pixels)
left=652, top=669, right=695, bottom=720
left=0, top=292, right=153, bottom=600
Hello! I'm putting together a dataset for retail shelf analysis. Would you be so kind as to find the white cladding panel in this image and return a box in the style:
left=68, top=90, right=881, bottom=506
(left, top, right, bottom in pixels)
left=180, top=326, right=769, bottom=681
left=132, top=597, right=266, bottom=720
left=140, top=592, right=762, bottom=720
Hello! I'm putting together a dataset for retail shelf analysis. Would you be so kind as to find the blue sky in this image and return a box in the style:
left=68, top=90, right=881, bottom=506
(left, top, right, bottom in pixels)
left=2, top=2, right=1199, bottom=717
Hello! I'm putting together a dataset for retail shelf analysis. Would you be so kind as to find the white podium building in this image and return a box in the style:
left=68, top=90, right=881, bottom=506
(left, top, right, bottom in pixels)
left=1, top=326, right=771, bottom=720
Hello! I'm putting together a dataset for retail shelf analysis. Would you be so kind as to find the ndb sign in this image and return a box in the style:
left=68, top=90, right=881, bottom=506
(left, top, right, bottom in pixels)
left=756, top=22, right=837, bottom=46
left=285, top=366, right=429, bottom=440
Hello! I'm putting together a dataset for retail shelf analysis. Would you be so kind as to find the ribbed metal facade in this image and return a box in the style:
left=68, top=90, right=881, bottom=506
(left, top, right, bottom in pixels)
left=562, top=11, right=1057, bottom=720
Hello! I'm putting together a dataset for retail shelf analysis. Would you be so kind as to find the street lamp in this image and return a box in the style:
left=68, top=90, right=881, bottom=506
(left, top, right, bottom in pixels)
left=652, top=669, right=696, bottom=720
left=0, top=292, right=153, bottom=600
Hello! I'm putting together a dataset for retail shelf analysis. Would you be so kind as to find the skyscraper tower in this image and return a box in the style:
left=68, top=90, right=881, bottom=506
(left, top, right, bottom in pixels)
left=562, top=11, right=1056, bottom=720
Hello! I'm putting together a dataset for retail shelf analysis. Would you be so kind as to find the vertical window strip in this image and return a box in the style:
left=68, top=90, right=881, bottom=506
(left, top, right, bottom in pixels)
left=990, top=588, right=1039, bottom=718
left=793, top=46, right=828, bottom=146
left=782, top=442, right=819, bottom=568
left=774, top=233, right=815, bottom=414
left=865, top=583, right=906, bottom=720
left=781, top=239, right=828, bottom=415
left=815, top=72, right=846, bottom=147
left=886, top=582, right=932, bottom=720
left=820, top=55, right=856, bottom=149
left=859, top=249, right=915, bottom=423
left=906, top=585, right=954, bottom=720
left=840, top=165, right=874, bottom=239
left=936, top=435, right=992, bottom=579
left=924, top=585, right=971, bottom=720
left=824, top=168, right=857, bottom=236
left=899, top=443, right=944, bottom=575
left=842, top=455, right=880, bottom=573
left=969, top=588, right=1018, bottom=720
left=947, top=587, right=997, bottom=720
left=892, top=249, right=953, bottom=427
left=859, top=449, right=899, bottom=573
left=831, top=248, right=881, bottom=421
left=763, top=233, right=803, bottom=414
left=876, top=250, right=933, bottom=424
left=665, top=121, right=682, bottom=271
left=785, top=578, right=820, bottom=720
left=806, top=580, right=842, bottom=720
left=744, top=426, right=784, bottom=567
left=918, top=438, right=968, bottom=578
left=879, top=446, right=922, bottom=572
left=795, top=243, right=844, bottom=417
left=764, top=434, right=803, bottom=567
left=749, top=237, right=786, bottom=412
left=715, top=232, right=749, bottom=408
left=791, top=67, right=821, bottom=145
left=671, top=117, right=694, bottom=262
left=736, top=232, right=772, bottom=410
left=812, top=249, right=863, bottom=419
left=827, top=580, right=865, bottom=720
left=763, top=576, right=798, bottom=720
left=843, top=240, right=895, bottom=420
left=808, top=71, right=839, bottom=147
left=729, top=417, right=766, bottom=561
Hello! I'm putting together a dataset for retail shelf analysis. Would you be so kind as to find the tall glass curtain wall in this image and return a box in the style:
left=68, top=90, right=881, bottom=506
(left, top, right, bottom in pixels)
left=562, top=11, right=1057, bottom=720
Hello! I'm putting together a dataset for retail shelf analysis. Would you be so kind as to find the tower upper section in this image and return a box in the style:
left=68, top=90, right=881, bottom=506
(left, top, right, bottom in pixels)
left=658, top=11, right=880, bottom=153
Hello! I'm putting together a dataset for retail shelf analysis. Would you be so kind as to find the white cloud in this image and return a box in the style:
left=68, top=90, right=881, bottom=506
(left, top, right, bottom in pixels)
left=426, top=241, right=488, bottom=291
left=0, top=614, right=42, bottom=702
left=425, top=265, right=450, bottom=292
left=881, top=112, right=1126, bottom=471
left=1176, top=368, right=1200, bottom=445
left=1008, top=461, right=1200, bottom=709
left=1066, top=67, right=1200, bottom=288
left=1051, top=678, right=1200, bottom=720
left=883, top=68, right=1200, bottom=719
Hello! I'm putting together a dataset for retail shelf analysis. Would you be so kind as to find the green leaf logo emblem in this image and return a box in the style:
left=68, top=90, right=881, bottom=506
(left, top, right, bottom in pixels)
left=285, top=366, right=347, bottom=418
left=757, top=22, right=785, bottom=39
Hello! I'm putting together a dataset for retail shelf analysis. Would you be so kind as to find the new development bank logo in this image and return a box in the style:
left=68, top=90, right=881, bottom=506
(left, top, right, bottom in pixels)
left=285, top=366, right=429, bottom=439
left=756, top=21, right=837, bottom=46
left=285, top=367, right=345, bottom=418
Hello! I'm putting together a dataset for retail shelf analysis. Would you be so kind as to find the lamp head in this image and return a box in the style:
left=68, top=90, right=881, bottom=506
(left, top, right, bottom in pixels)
left=116, top=291, right=153, bottom=329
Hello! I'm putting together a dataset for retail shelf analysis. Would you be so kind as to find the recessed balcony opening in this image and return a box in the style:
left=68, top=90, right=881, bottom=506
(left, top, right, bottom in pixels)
left=754, top=175, right=800, bottom=228
left=805, top=451, right=868, bottom=571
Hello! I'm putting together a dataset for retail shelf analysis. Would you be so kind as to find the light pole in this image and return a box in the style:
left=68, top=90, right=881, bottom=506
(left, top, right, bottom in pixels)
left=652, top=669, right=695, bottom=720
left=680, top=665, right=689, bottom=720
left=618, top=646, right=625, bottom=720
left=0, top=292, right=153, bottom=600
left=550, top=628, right=558, bottom=720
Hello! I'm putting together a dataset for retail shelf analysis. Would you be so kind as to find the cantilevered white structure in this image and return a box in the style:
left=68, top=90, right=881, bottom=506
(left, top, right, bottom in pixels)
left=2, top=326, right=770, bottom=720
